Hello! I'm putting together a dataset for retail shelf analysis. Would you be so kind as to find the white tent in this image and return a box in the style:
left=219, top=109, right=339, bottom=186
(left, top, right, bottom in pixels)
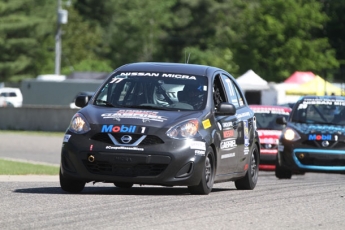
left=236, top=70, right=269, bottom=90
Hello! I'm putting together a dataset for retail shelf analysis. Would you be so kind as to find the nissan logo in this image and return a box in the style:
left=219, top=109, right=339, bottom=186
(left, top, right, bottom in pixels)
left=321, top=141, right=329, bottom=147
left=121, top=135, right=132, bottom=143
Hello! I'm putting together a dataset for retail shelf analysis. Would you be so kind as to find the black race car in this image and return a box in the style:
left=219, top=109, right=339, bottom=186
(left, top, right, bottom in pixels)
left=60, top=62, right=260, bottom=194
left=276, top=95, right=345, bottom=179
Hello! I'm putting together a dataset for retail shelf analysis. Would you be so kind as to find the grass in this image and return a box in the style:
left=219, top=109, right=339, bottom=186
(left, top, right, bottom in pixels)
left=0, top=159, right=59, bottom=175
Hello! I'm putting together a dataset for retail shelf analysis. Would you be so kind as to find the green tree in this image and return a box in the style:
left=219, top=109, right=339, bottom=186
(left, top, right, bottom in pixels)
left=231, top=0, right=339, bottom=82
left=0, top=0, right=43, bottom=82
left=60, top=6, right=112, bottom=75
left=320, top=0, right=345, bottom=82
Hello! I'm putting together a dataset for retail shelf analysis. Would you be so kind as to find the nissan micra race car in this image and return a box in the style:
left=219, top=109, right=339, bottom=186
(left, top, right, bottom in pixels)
left=250, top=105, right=291, bottom=170
left=60, top=62, right=260, bottom=194
left=276, top=95, right=345, bottom=179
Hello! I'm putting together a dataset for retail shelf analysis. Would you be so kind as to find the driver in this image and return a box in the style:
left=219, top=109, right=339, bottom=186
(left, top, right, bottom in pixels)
left=179, top=84, right=205, bottom=109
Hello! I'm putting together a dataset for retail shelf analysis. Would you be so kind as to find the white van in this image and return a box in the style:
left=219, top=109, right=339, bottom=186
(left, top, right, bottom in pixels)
left=0, top=87, right=23, bottom=107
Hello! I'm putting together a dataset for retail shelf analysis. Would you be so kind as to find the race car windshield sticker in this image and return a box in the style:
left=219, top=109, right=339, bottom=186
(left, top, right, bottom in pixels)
left=252, top=107, right=290, bottom=115
left=102, top=110, right=168, bottom=122
left=117, top=72, right=197, bottom=80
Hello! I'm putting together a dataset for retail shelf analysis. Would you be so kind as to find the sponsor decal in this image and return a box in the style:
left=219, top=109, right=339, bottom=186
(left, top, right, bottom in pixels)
left=202, top=119, right=211, bottom=129
left=101, top=125, right=140, bottom=133
left=220, top=138, right=237, bottom=150
left=63, top=134, right=71, bottom=142
left=105, top=146, right=144, bottom=151
left=291, top=123, right=345, bottom=135
left=118, top=72, right=197, bottom=80
left=236, top=112, right=251, bottom=119
left=223, top=129, right=235, bottom=138
left=190, top=141, right=206, bottom=150
left=308, top=134, right=332, bottom=141
left=239, top=98, right=244, bottom=106
left=222, top=121, right=233, bottom=128
left=278, top=144, right=284, bottom=152
left=244, top=146, right=249, bottom=155
left=260, top=138, right=279, bottom=144
left=252, top=107, right=290, bottom=115
left=243, top=120, right=249, bottom=147
left=102, top=110, right=167, bottom=122
left=221, top=153, right=235, bottom=159
left=195, top=150, right=205, bottom=156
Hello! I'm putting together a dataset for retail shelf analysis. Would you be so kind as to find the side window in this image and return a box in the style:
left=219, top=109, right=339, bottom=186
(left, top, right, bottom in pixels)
left=233, top=84, right=246, bottom=107
left=221, top=74, right=240, bottom=108
left=213, top=75, right=227, bottom=108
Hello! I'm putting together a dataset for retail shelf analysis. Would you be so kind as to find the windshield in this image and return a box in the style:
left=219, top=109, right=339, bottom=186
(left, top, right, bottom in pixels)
left=291, top=98, right=345, bottom=125
left=94, top=72, right=208, bottom=111
left=255, top=112, right=290, bottom=130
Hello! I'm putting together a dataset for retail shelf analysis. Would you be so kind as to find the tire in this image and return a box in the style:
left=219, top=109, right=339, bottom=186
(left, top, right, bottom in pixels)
left=188, top=147, right=215, bottom=195
left=275, top=155, right=292, bottom=179
left=235, top=144, right=259, bottom=190
left=59, top=169, right=85, bottom=193
left=114, top=183, right=134, bottom=189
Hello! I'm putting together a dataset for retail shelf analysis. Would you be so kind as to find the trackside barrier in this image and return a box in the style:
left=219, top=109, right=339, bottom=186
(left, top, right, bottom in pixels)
left=0, top=106, right=78, bottom=132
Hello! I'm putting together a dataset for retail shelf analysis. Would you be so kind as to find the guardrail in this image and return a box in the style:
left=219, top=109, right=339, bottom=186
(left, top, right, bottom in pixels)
left=0, top=106, right=78, bottom=132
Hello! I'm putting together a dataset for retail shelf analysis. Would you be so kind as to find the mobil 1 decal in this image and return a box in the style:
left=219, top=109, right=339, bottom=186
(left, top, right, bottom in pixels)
left=101, top=124, right=147, bottom=134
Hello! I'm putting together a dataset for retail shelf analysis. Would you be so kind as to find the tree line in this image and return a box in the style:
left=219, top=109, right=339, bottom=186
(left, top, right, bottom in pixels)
left=0, top=0, right=344, bottom=83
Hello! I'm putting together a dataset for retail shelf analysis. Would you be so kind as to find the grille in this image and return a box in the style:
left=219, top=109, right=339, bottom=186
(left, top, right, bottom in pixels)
left=83, top=161, right=168, bottom=177
left=298, top=156, right=345, bottom=167
left=91, top=133, right=164, bottom=146
left=301, top=140, right=345, bottom=149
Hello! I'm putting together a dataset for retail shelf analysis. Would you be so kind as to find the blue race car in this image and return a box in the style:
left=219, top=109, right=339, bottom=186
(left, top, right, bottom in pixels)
left=275, top=95, right=345, bottom=179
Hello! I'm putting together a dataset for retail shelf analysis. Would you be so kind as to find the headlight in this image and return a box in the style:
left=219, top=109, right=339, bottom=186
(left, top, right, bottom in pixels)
left=283, top=128, right=301, bottom=141
left=166, top=119, right=199, bottom=139
left=68, top=113, right=91, bottom=134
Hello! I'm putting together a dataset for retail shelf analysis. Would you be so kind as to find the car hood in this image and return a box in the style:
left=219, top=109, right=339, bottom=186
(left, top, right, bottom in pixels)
left=288, top=122, right=345, bottom=135
left=80, top=105, right=203, bottom=129
left=257, top=130, right=282, bottom=144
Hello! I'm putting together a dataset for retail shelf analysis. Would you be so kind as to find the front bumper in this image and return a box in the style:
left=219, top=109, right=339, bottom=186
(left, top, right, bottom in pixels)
left=60, top=134, right=207, bottom=186
left=278, top=142, right=345, bottom=172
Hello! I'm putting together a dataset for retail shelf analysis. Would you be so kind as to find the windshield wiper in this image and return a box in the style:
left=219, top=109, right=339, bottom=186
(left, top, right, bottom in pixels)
left=95, top=99, right=117, bottom=108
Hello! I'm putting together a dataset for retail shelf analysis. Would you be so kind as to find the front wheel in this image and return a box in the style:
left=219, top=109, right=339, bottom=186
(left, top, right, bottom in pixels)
left=275, top=155, right=292, bottom=179
left=235, top=144, right=259, bottom=190
left=188, top=147, right=215, bottom=195
left=59, top=169, right=85, bottom=193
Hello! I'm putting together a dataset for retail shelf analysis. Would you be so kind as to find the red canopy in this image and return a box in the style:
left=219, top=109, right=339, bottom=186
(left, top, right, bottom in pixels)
left=284, top=71, right=315, bottom=84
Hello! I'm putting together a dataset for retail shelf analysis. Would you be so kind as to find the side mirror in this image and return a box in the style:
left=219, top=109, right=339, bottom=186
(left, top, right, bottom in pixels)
left=276, top=116, right=287, bottom=125
left=216, top=102, right=236, bottom=115
left=75, top=95, right=89, bottom=108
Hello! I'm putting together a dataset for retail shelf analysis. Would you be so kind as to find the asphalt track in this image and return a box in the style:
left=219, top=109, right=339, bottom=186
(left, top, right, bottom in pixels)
left=0, top=132, right=345, bottom=229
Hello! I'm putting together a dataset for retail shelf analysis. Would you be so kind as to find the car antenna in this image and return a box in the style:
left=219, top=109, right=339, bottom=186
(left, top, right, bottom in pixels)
left=186, top=52, right=191, bottom=64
